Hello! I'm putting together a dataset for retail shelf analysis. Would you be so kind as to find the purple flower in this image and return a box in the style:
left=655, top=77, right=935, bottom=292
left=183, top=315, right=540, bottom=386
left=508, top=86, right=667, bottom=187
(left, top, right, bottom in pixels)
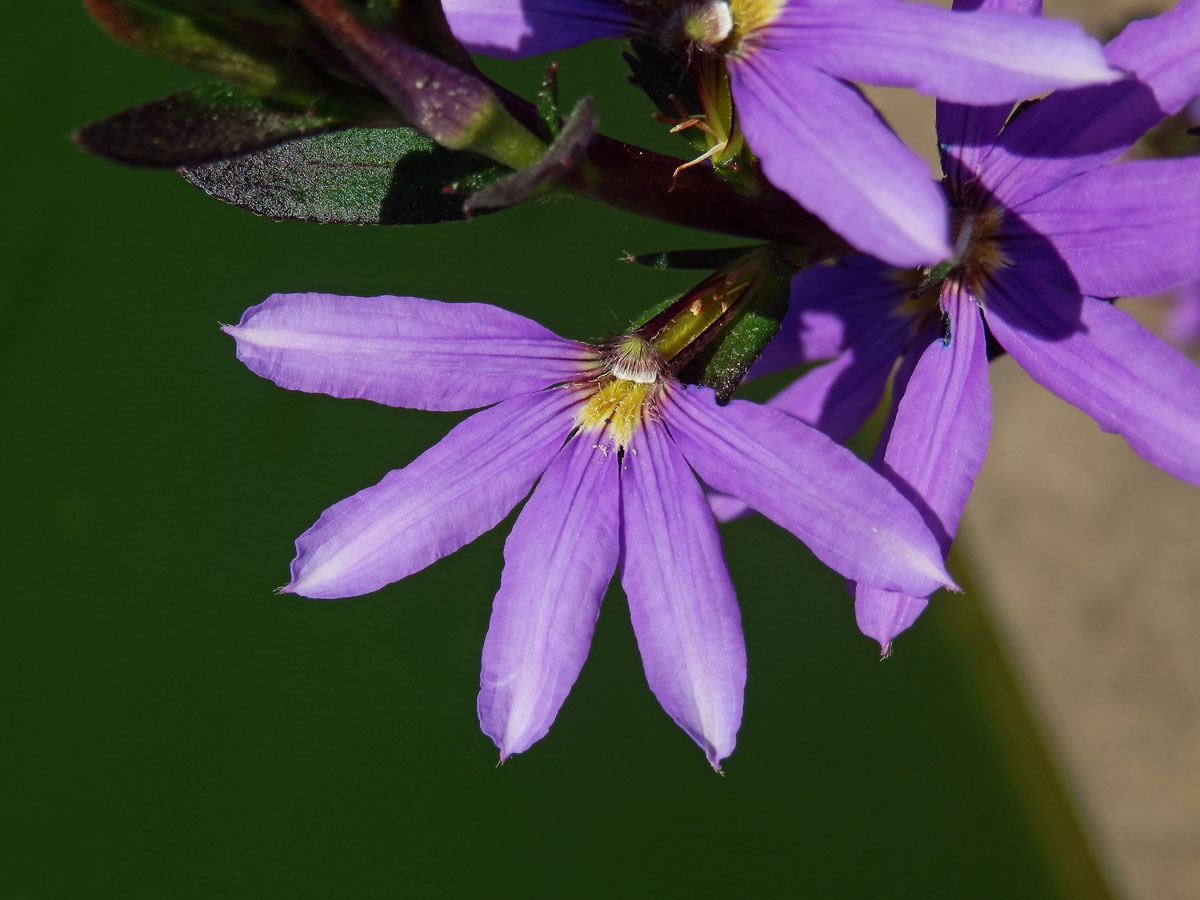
left=225, top=291, right=953, bottom=767
left=441, top=0, right=1119, bottom=265
left=734, top=0, right=1200, bottom=654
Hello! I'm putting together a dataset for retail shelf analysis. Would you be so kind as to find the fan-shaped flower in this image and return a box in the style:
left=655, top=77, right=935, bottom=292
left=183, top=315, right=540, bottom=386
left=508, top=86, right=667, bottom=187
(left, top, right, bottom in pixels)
left=225, top=291, right=952, bottom=766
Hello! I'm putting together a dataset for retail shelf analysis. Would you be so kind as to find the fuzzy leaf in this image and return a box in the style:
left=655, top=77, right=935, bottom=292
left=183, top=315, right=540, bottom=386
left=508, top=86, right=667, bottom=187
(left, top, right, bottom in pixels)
left=179, top=126, right=507, bottom=224
left=74, top=83, right=356, bottom=168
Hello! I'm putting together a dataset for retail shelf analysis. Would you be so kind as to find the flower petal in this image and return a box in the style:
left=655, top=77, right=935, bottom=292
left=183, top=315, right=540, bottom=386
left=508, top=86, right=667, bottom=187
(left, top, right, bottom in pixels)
left=1166, top=280, right=1200, bottom=349
left=771, top=1, right=1116, bottom=103
left=620, top=417, right=745, bottom=770
left=441, top=0, right=630, bottom=59
left=729, top=55, right=951, bottom=267
left=1019, top=158, right=1200, bottom=298
left=665, top=387, right=956, bottom=596
left=751, top=257, right=908, bottom=376
left=933, top=2, right=1049, bottom=194
left=985, top=269, right=1200, bottom=487
left=225, top=293, right=595, bottom=412
left=980, top=0, right=1200, bottom=209
left=286, top=388, right=580, bottom=598
left=477, top=435, right=620, bottom=761
left=767, top=314, right=909, bottom=444
left=855, top=284, right=992, bottom=653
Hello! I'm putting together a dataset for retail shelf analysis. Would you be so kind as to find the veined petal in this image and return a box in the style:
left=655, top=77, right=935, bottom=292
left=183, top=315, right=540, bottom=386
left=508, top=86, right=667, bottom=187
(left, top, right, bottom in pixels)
left=709, top=319, right=904, bottom=525
left=225, top=293, right=596, bottom=412
left=620, top=416, right=745, bottom=770
left=981, top=0, right=1200, bottom=209
left=935, top=0, right=1045, bottom=192
left=664, top=387, right=955, bottom=596
left=985, top=270, right=1200, bottom=487
left=729, top=55, right=951, bottom=267
left=752, top=257, right=908, bottom=376
left=767, top=315, right=908, bottom=444
left=441, top=0, right=630, bottom=59
left=1019, top=158, right=1200, bottom=298
left=478, top=435, right=620, bottom=761
left=855, top=284, right=992, bottom=653
left=286, top=388, right=580, bottom=598
left=770, top=1, right=1116, bottom=103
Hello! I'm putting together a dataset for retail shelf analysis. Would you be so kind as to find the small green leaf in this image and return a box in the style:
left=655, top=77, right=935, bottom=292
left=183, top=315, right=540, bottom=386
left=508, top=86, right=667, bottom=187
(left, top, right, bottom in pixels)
left=464, top=97, right=593, bottom=214
left=179, top=126, right=507, bottom=224
left=626, top=246, right=757, bottom=271
left=74, top=83, right=348, bottom=168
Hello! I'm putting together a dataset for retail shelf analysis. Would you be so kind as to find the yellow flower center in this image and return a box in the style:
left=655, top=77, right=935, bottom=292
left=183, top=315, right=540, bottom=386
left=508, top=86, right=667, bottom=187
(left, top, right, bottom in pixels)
left=575, top=336, right=667, bottom=451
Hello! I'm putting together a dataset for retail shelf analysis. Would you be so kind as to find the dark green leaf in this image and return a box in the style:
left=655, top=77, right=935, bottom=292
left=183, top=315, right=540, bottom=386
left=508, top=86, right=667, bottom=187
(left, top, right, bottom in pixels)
left=74, top=83, right=347, bottom=168
left=179, top=126, right=507, bottom=224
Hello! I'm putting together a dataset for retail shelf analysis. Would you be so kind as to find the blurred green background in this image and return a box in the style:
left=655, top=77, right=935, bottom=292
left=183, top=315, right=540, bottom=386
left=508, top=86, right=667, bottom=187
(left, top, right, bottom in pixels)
left=1, top=6, right=1107, bottom=898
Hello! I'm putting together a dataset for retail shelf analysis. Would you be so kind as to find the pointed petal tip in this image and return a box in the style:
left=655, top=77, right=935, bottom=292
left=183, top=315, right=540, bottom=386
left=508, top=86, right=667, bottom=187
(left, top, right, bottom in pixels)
left=275, top=582, right=295, bottom=596
left=879, top=640, right=893, bottom=660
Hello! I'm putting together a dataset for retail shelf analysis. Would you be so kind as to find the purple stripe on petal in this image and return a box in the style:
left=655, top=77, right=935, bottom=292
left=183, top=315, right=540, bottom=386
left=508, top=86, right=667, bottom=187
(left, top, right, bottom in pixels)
left=952, top=0, right=1042, bottom=12
left=981, top=0, right=1200, bottom=208
left=287, top=388, right=581, bottom=598
left=854, top=284, right=992, bottom=652
left=1019, top=158, right=1200, bottom=298
left=985, top=271, right=1200, bottom=487
left=729, top=55, right=951, bottom=267
left=620, top=416, right=745, bottom=770
left=664, top=387, right=955, bottom=596
left=442, top=0, right=630, bottom=59
left=770, top=2, right=1116, bottom=103
left=478, top=435, right=620, bottom=761
left=225, top=293, right=596, bottom=411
